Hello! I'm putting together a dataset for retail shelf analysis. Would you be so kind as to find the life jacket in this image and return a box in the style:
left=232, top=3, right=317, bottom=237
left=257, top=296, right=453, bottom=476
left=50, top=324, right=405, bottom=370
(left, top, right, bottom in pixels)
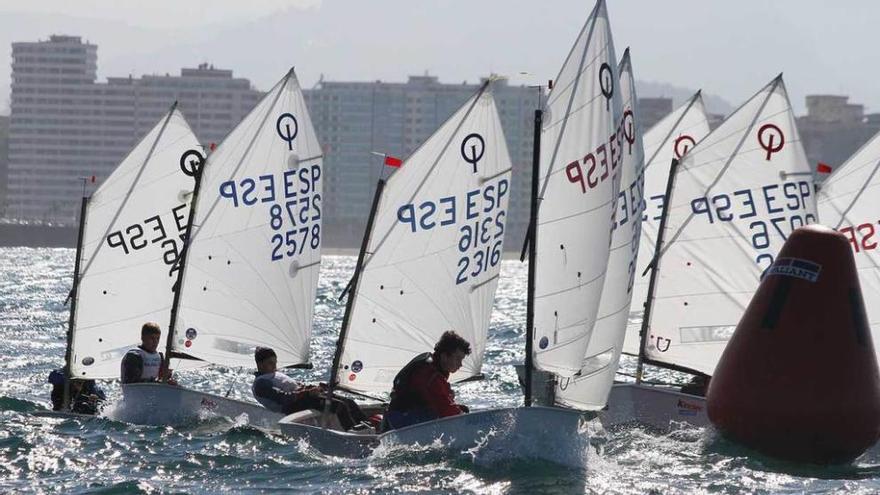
left=123, top=347, right=163, bottom=381
left=251, top=371, right=302, bottom=413
left=388, top=352, right=434, bottom=412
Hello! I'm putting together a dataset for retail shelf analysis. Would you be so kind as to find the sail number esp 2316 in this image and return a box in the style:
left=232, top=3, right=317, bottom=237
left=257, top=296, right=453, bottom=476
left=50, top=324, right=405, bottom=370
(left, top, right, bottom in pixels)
left=396, top=177, right=509, bottom=285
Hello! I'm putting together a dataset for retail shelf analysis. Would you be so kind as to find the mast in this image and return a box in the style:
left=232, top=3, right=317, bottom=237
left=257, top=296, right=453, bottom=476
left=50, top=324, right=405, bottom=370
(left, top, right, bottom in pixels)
left=328, top=176, right=386, bottom=394
left=524, top=106, right=543, bottom=407
left=163, top=151, right=205, bottom=373
left=635, top=158, right=678, bottom=384
left=63, top=195, right=89, bottom=410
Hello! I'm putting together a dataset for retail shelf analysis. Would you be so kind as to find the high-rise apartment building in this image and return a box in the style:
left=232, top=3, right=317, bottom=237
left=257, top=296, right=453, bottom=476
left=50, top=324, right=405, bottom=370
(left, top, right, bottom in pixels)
left=304, top=75, right=540, bottom=247
left=6, top=35, right=261, bottom=223
left=0, top=115, right=8, bottom=216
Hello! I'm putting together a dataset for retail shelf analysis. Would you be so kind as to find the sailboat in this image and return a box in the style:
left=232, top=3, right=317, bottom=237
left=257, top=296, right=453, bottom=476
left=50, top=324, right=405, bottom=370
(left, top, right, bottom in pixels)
left=817, top=128, right=880, bottom=361
left=522, top=48, right=646, bottom=412
left=608, top=75, right=818, bottom=429
left=279, top=0, right=621, bottom=468
left=120, top=68, right=324, bottom=429
left=39, top=103, right=205, bottom=419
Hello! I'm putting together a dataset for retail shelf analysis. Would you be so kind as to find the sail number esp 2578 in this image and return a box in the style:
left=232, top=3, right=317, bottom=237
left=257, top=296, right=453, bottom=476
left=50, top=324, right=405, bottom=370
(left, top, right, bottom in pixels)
left=217, top=165, right=322, bottom=261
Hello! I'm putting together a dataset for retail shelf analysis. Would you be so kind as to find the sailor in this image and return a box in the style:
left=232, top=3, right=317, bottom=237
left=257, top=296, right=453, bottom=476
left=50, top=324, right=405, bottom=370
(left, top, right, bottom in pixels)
left=252, top=347, right=367, bottom=431
left=382, top=330, right=471, bottom=431
left=120, top=322, right=175, bottom=385
left=48, top=369, right=106, bottom=414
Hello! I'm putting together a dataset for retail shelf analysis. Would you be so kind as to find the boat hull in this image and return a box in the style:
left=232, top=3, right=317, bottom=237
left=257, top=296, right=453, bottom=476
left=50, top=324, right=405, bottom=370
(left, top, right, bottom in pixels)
left=118, top=382, right=284, bottom=429
left=601, top=382, right=709, bottom=430
left=279, top=406, right=590, bottom=468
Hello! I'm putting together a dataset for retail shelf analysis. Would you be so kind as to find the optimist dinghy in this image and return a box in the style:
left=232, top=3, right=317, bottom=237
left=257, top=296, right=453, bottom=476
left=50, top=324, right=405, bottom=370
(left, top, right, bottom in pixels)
left=280, top=77, right=539, bottom=458
left=281, top=0, right=623, bottom=469
left=121, top=68, right=324, bottom=427
left=601, top=90, right=712, bottom=429
left=519, top=48, right=645, bottom=409
left=603, top=75, right=818, bottom=429
left=51, top=104, right=205, bottom=419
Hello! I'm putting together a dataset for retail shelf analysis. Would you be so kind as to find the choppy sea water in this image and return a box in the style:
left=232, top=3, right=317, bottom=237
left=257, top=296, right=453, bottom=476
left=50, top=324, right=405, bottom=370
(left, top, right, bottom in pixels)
left=2, top=247, right=880, bottom=494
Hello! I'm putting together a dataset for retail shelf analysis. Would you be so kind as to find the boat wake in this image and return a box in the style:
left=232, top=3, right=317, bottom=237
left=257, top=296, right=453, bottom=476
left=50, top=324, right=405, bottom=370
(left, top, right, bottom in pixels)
left=368, top=409, right=592, bottom=471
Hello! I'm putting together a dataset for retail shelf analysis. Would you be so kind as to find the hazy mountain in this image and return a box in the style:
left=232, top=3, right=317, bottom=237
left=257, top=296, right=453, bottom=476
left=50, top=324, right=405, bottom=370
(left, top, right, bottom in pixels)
left=636, top=80, right=733, bottom=117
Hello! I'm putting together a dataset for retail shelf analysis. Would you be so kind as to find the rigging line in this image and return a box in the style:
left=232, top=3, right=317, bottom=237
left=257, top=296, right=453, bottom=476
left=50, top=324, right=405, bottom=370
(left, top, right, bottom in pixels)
left=668, top=76, right=784, bottom=171
left=225, top=367, right=242, bottom=397
left=335, top=386, right=388, bottom=404
left=832, top=158, right=880, bottom=230
left=823, top=135, right=880, bottom=183
left=654, top=78, right=781, bottom=261
left=545, top=41, right=610, bottom=110
left=545, top=0, right=604, bottom=109
left=542, top=89, right=608, bottom=132
left=538, top=9, right=601, bottom=202
left=644, top=92, right=701, bottom=169
left=78, top=103, right=179, bottom=279
left=680, top=107, right=796, bottom=175
left=188, top=69, right=293, bottom=245
left=363, top=81, right=491, bottom=269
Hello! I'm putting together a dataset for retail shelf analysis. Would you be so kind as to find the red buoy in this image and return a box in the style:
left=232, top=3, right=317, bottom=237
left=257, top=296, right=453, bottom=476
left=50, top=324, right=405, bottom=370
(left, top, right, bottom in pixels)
left=707, top=224, right=880, bottom=463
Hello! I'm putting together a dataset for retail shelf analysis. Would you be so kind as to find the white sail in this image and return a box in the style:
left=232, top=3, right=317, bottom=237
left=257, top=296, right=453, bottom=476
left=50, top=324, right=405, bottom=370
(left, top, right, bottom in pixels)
left=555, top=49, right=645, bottom=409
left=622, top=92, right=711, bottom=356
left=70, top=106, right=203, bottom=379
left=533, top=0, right=623, bottom=377
left=817, top=129, right=880, bottom=363
left=643, top=75, right=817, bottom=376
left=171, top=68, right=322, bottom=368
left=336, top=82, right=513, bottom=394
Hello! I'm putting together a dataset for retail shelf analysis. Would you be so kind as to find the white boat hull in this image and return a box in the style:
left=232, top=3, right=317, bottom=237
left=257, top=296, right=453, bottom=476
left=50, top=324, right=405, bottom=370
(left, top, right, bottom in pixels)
left=600, top=382, right=709, bottom=430
left=279, top=406, right=590, bottom=468
left=118, top=382, right=284, bottom=429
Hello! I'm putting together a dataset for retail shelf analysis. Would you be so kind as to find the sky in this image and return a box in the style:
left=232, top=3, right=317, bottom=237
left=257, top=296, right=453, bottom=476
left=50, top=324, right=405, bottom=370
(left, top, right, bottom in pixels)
left=0, top=0, right=876, bottom=116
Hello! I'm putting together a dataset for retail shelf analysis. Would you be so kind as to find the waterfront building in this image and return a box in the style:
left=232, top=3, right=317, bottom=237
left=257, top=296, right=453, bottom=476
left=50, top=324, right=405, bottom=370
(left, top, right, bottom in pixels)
left=0, top=115, right=8, bottom=217
left=5, top=35, right=261, bottom=223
